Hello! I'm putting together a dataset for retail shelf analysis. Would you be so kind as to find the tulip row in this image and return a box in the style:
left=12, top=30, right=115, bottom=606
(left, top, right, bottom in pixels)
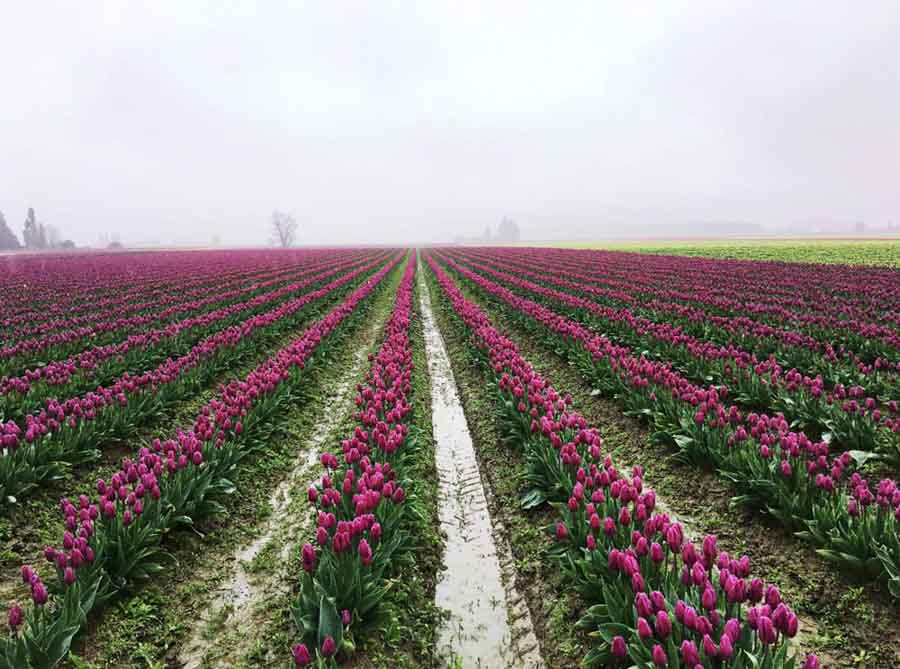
left=0, top=251, right=378, bottom=415
left=2, top=251, right=344, bottom=342
left=0, top=254, right=394, bottom=507
left=0, top=252, right=403, bottom=669
left=0, top=250, right=371, bottom=376
left=530, top=246, right=900, bottom=335
left=1, top=249, right=325, bottom=327
left=424, top=253, right=820, bottom=669
left=430, top=252, right=900, bottom=600
left=462, top=246, right=900, bottom=362
left=443, top=251, right=899, bottom=459
left=291, top=253, right=419, bottom=667
left=454, top=247, right=899, bottom=388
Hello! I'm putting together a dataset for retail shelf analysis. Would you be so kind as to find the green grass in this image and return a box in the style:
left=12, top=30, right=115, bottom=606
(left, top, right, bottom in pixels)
left=522, top=238, right=900, bottom=267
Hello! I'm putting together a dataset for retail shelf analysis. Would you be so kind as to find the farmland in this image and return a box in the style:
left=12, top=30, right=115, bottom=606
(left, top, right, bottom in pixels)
left=531, top=239, right=900, bottom=268
left=1, top=247, right=898, bottom=668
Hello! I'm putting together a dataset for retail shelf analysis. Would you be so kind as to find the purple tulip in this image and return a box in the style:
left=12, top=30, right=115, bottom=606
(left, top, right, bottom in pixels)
left=31, top=580, right=48, bottom=606
left=803, top=655, right=821, bottom=669
left=358, top=538, right=373, bottom=565
left=701, top=586, right=716, bottom=611
left=301, top=543, right=316, bottom=573
left=292, top=643, right=311, bottom=666
left=719, top=633, right=733, bottom=659
left=611, top=635, right=627, bottom=658
left=681, top=640, right=699, bottom=666
left=655, top=610, right=672, bottom=638
left=637, top=617, right=653, bottom=640
left=8, top=604, right=23, bottom=630
left=555, top=522, right=568, bottom=540
left=757, top=616, right=777, bottom=645
left=652, top=643, right=667, bottom=666
left=724, top=617, right=741, bottom=643
left=341, top=609, right=352, bottom=626
left=321, top=635, right=336, bottom=657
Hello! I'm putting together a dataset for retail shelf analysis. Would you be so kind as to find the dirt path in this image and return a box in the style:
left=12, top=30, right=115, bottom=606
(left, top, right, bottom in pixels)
left=176, top=310, right=387, bottom=668
left=418, top=267, right=543, bottom=669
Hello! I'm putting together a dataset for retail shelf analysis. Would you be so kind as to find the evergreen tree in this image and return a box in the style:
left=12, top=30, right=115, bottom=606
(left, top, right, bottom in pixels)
left=23, top=208, right=38, bottom=248
left=0, top=211, right=22, bottom=250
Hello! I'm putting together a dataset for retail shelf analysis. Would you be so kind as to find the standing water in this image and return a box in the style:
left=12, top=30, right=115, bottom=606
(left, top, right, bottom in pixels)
left=418, top=266, right=543, bottom=669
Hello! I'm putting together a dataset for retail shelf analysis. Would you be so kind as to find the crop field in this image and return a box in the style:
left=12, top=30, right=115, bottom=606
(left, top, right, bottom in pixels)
left=533, top=239, right=900, bottom=268
left=1, top=246, right=898, bottom=669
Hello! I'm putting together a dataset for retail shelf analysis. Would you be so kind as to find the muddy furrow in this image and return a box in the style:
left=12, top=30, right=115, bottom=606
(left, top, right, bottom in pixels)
left=418, top=266, right=543, bottom=669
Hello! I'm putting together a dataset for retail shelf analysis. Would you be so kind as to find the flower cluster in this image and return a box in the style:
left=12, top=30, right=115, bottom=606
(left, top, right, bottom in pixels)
left=1, top=253, right=403, bottom=667
left=434, top=249, right=900, bottom=598
left=292, top=254, right=418, bottom=666
left=426, top=253, right=820, bottom=668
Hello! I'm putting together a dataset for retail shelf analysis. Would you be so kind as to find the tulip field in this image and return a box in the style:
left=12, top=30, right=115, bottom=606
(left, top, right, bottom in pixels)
left=0, top=247, right=898, bottom=668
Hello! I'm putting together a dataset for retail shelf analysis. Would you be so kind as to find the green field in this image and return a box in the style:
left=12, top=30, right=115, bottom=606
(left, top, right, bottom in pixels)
left=531, top=238, right=900, bottom=267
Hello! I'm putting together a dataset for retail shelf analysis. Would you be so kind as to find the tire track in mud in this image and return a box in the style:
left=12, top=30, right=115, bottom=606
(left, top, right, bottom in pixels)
left=176, top=307, right=390, bottom=668
left=418, top=266, right=543, bottom=669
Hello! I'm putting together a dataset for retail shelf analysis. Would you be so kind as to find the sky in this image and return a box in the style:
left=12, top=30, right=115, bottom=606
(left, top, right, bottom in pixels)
left=1, top=1, right=899, bottom=246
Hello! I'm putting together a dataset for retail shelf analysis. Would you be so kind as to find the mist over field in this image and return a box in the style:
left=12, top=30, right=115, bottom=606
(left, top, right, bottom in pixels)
left=1, top=1, right=899, bottom=247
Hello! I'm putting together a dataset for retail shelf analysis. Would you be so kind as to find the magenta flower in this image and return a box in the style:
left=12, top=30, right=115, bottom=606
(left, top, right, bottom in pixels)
left=321, top=635, right=336, bottom=657
left=301, top=543, right=316, bottom=573
left=358, top=538, right=373, bottom=565
left=655, top=610, right=672, bottom=638
left=719, top=633, right=734, bottom=659
left=555, top=522, right=568, bottom=540
left=611, top=635, right=627, bottom=658
left=31, top=580, right=48, bottom=606
left=757, top=616, right=777, bottom=645
left=8, top=604, right=23, bottom=630
left=681, top=640, right=699, bottom=665
left=637, top=617, right=652, bottom=640
left=652, top=643, right=667, bottom=666
left=292, top=643, right=311, bottom=666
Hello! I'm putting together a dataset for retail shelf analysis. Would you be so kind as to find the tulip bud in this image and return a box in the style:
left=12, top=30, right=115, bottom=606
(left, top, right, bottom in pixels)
left=701, top=587, right=716, bottom=611
left=8, top=604, right=23, bottom=630
left=757, top=616, right=777, bottom=645
left=652, top=644, right=667, bottom=666
left=31, top=581, right=48, bottom=606
left=611, top=635, right=627, bottom=658
left=655, top=610, right=672, bottom=638
left=724, top=617, right=741, bottom=643
left=718, top=633, right=733, bottom=659
left=292, top=643, right=311, bottom=666
left=321, top=635, right=336, bottom=657
left=681, top=640, right=699, bottom=666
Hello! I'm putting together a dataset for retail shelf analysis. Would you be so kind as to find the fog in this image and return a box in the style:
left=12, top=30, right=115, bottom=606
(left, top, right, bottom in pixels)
left=1, top=1, right=899, bottom=246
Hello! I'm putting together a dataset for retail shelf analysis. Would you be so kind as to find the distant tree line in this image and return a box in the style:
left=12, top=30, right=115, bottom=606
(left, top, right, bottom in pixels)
left=0, top=208, right=75, bottom=251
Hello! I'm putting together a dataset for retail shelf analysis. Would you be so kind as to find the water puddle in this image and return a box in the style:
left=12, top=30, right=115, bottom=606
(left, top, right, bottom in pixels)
left=418, top=267, right=543, bottom=669
left=178, top=322, right=380, bottom=668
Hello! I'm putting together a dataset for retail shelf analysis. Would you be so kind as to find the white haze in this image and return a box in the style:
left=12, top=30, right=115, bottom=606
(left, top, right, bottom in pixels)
left=1, top=1, right=899, bottom=246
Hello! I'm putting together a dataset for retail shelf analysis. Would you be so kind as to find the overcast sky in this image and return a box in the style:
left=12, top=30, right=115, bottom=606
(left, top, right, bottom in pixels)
left=1, top=1, right=899, bottom=246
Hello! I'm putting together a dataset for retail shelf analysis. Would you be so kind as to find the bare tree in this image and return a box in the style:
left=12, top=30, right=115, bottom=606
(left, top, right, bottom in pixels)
left=270, top=210, right=298, bottom=248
